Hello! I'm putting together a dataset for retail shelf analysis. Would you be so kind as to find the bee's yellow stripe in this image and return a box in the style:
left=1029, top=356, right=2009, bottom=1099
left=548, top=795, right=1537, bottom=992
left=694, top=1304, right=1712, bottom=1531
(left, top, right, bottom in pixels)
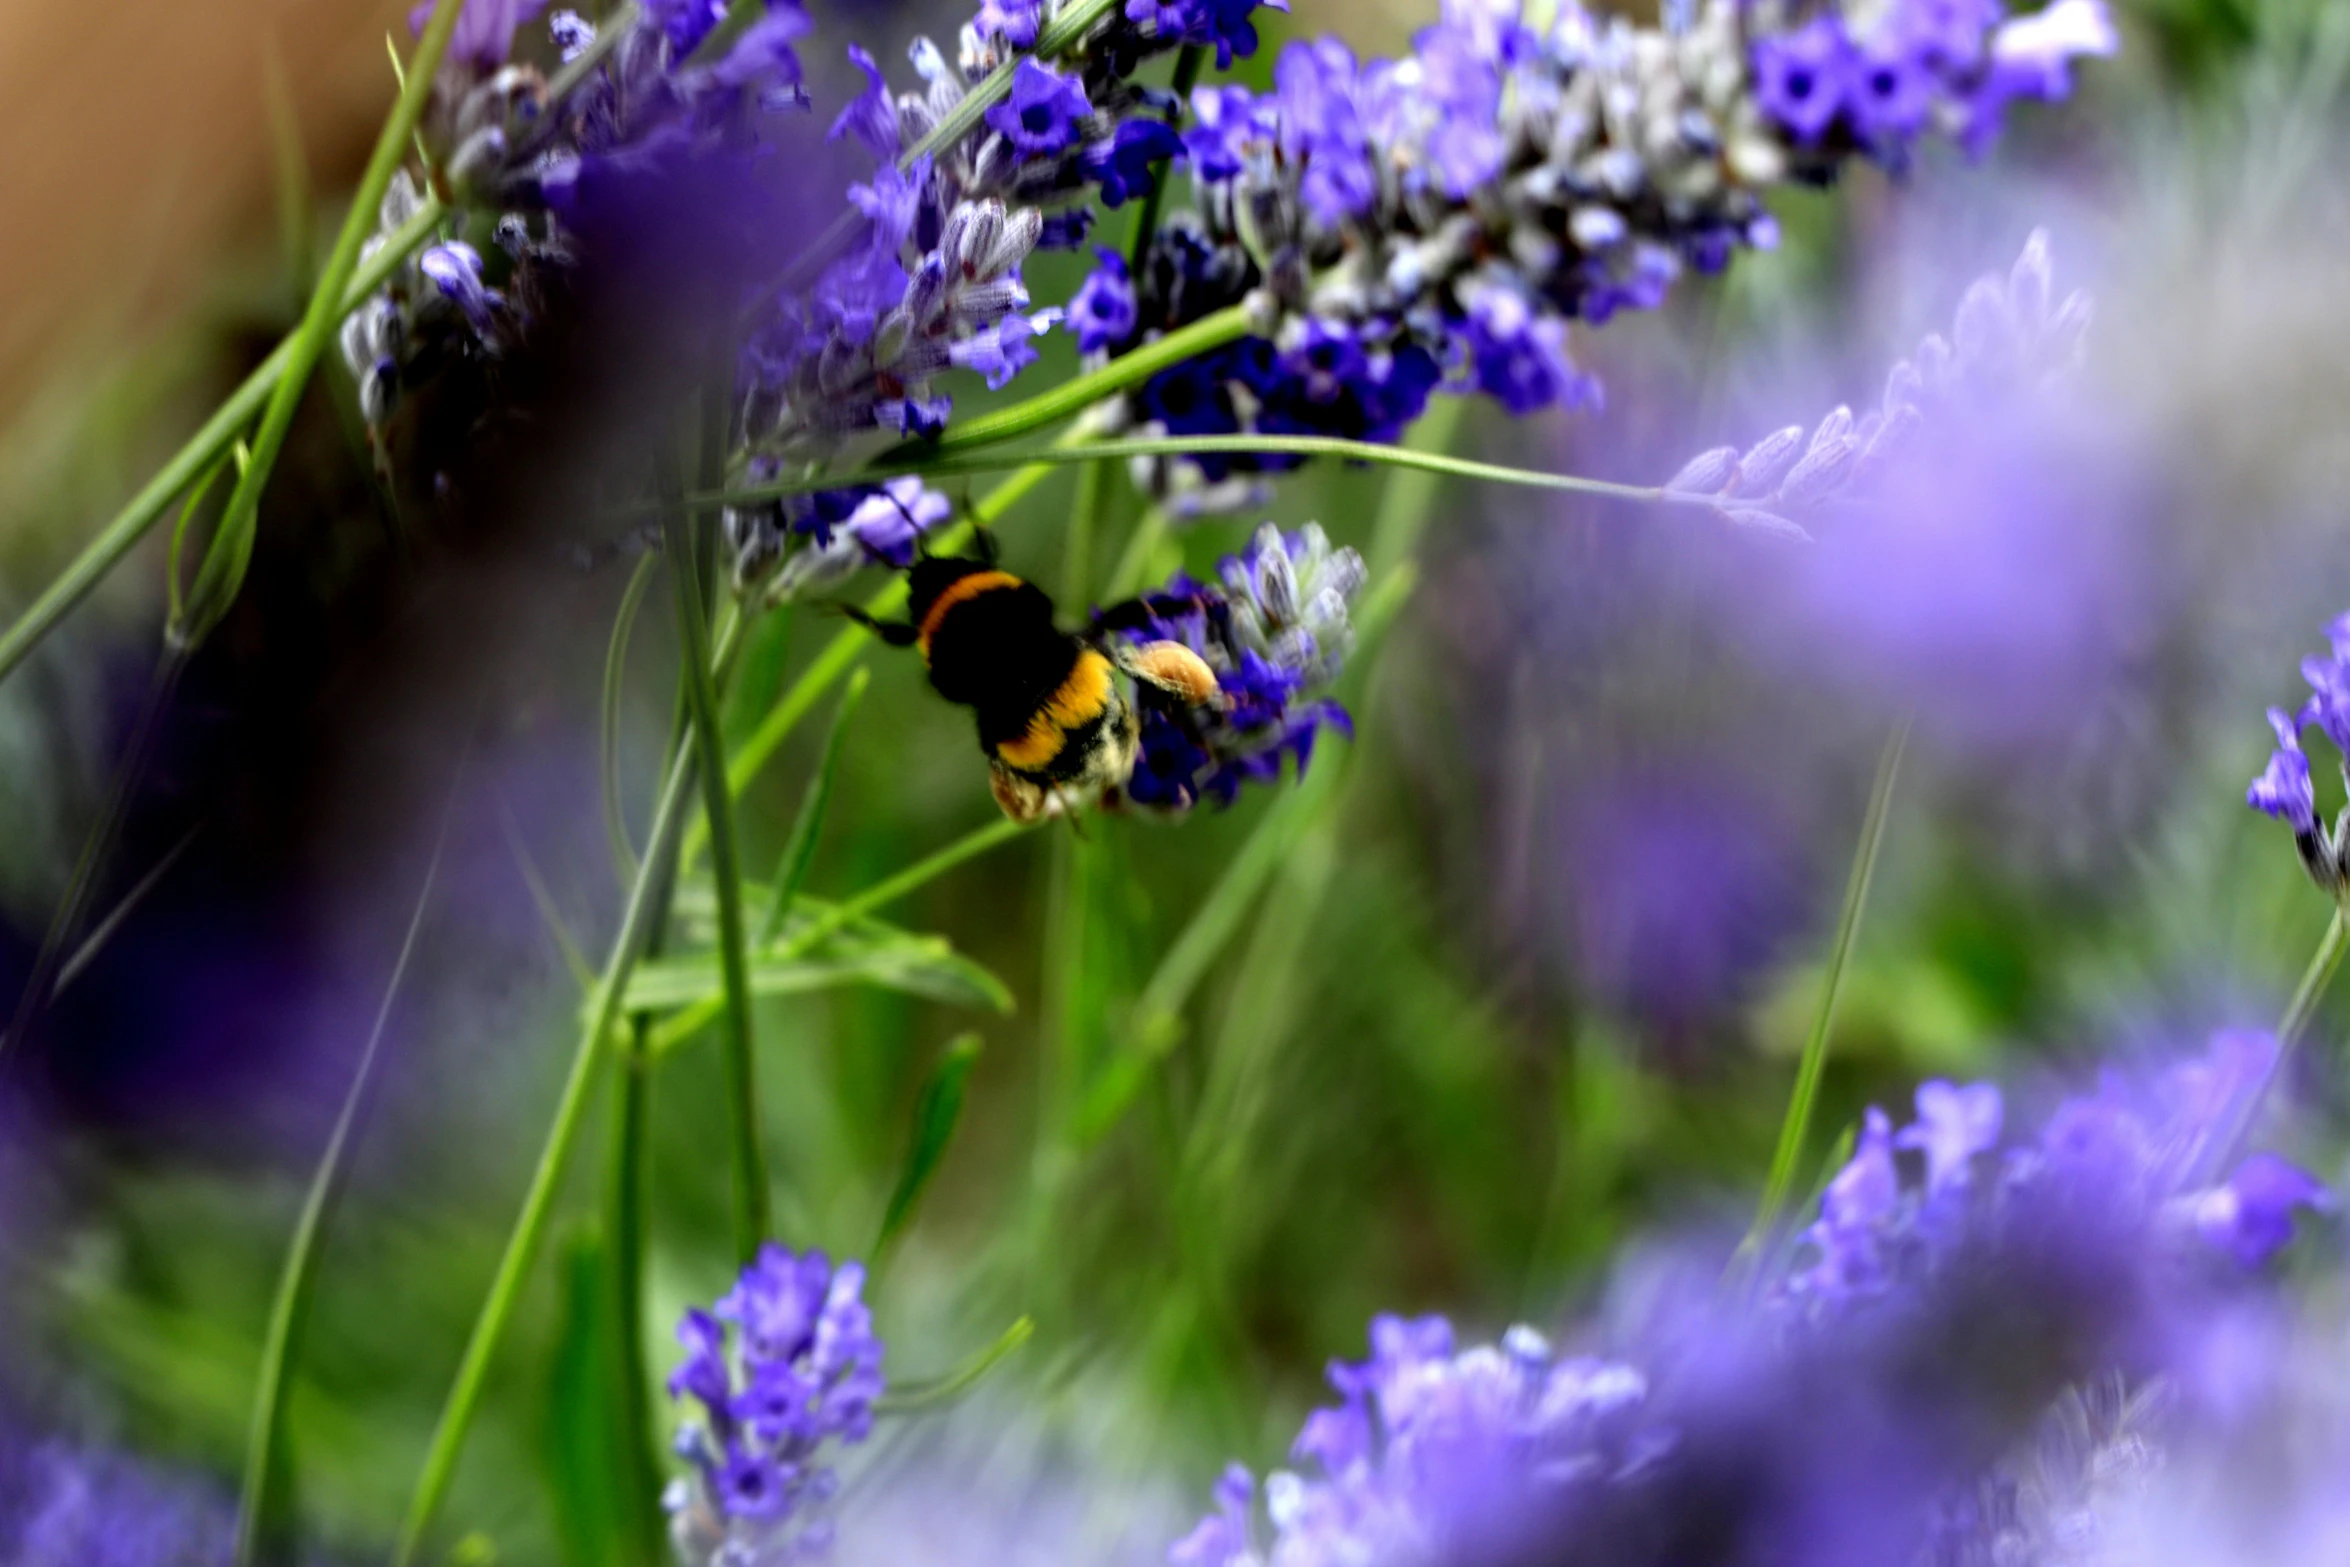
left=995, top=650, right=1114, bottom=773
left=916, top=570, right=1023, bottom=659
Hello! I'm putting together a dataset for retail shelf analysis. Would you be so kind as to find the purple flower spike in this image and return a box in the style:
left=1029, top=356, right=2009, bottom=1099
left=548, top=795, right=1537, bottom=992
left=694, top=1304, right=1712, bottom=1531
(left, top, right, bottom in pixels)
left=2193, top=1154, right=2330, bottom=1268
left=1899, top=1080, right=2004, bottom=1192
left=667, top=1244, right=885, bottom=1565
left=1118, top=523, right=1365, bottom=814
left=986, top=59, right=1093, bottom=158
left=1846, top=39, right=1934, bottom=142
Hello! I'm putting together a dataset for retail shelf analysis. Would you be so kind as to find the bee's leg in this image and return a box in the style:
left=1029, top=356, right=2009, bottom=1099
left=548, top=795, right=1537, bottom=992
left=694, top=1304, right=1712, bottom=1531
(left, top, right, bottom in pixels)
left=839, top=604, right=922, bottom=647
left=989, top=761, right=1055, bottom=823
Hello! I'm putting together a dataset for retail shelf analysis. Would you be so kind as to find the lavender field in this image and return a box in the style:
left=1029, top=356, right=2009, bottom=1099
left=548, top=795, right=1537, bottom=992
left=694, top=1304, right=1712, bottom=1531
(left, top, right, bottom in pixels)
left=4, top=0, right=2350, bottom=1563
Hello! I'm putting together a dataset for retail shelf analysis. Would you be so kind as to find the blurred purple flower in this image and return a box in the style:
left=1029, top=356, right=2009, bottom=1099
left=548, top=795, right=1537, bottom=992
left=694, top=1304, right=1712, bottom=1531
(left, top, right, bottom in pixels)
left=1751, top=19, right=1851, bottom=143
left=2190, top=1153, right=2331, bottom=1269
left=407, top=0, right=549, bottom=69
left=1898, top=1079, right=2004, bottom=1192
left=0, top=1429, right=237, bottom=1567
left=2249, top=707, right=2319, bottom=836
left=1550, top=769, right=1802, bottom=1030
left=1785, top=1032, right=2323, bottom=1315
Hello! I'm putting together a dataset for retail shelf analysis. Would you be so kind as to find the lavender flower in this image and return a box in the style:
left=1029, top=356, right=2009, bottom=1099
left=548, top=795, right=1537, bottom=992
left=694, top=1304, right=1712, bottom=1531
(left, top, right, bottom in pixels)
left=2249, top=614, right=2350, bottom=894
left=1107, top=0, right=2111, bottom=509
left=665, top=1243, right=886, bottom=1564
left=1115, top=523, right=1365, bottom=814
left=408, top=0, right=550, bottom=71
left=1663, top=229, right=2091, bottom=539
left=1782, top=1031, right=2327, bottom=1316
left=723, top=476, right=954, bottom=605
left=0, top=1430, right=238, bottom=1567
left=1168, top=1316, right=1655, bottom=1567
left=984, top=58, right=1093, bottom=158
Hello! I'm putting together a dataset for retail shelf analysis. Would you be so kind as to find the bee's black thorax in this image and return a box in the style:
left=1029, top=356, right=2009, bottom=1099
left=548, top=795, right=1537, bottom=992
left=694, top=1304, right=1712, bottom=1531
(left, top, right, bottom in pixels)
left=908, top=562, right=1112, bottom=777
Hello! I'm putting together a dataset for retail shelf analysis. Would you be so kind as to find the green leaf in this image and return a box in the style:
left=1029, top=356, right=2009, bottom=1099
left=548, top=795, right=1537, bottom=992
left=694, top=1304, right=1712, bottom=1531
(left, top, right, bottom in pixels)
left=874, top=1316, right=1034, bottom=1416
left=875, top=1035, right=983, bottom=1259
left=629, top=938, right=1014, bottom=1039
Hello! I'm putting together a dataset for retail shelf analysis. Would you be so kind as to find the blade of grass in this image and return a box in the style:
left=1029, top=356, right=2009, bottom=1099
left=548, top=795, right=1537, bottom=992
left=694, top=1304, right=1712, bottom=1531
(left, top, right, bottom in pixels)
left=602, top=554, right=662, bottom=882
left=181, top=0, right=465, bottom=651
left=392, top=619, right=741, bottom=1567
left=872, top=1316, right=1034, bottom=1415
left=52, top=827, right=198, bottom=998
left=499, top=797, right=595, bottom=991
left=759, top=669, right=869, bottom=945
left=1731, top=713, right=1913, bottom=1286
left=874, top=1034, right=984, bottom=1264
left=853, top=307, right=1258, bottom=474
left=0, top=189, right=444, bottom=685
left=236, top=752, right=465, bottom=1567
left=0, top=649, right=186, bottom=1065
left=662, top=493, right=769, bottom=1263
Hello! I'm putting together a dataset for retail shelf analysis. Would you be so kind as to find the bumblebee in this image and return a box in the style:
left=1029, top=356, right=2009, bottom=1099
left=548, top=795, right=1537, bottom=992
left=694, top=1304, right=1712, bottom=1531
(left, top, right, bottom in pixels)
left=848, top=541, right=1222, bottom=822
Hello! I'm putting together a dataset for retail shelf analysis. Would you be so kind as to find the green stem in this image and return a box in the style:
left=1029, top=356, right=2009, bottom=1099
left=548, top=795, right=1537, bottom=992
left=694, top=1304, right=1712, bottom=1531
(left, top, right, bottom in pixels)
left=391, top=623, right=739, bottom=1567
left=1104, top=508, right=1169, bottom=603
left=0, top=196, right=445, bottom=686
left=1735, top=714, right=1912, bottom=1279
left=689, top=432, right=1706, bottom=518
left=663, top=503, right=769, bottom=1263
left=182, top=0, right=465, bottom=647
left=237, top=767, right=461, bottom=1567
left=874, top=305, right=1253, bottom=462
left=2278, top=905, right=2348, bottom=1053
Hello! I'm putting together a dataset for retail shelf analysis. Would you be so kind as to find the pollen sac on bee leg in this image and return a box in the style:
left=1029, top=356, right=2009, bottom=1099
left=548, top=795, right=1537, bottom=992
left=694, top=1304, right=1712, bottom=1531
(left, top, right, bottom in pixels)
left=1122, top=640, right=1223, bottom=707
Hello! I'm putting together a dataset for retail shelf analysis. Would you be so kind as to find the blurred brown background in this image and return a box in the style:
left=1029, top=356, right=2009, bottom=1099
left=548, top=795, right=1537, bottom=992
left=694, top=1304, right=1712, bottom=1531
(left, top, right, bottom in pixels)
left=0, top=0, right=1415, bottom=432
left=0, top=0, right=412, bottom=427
